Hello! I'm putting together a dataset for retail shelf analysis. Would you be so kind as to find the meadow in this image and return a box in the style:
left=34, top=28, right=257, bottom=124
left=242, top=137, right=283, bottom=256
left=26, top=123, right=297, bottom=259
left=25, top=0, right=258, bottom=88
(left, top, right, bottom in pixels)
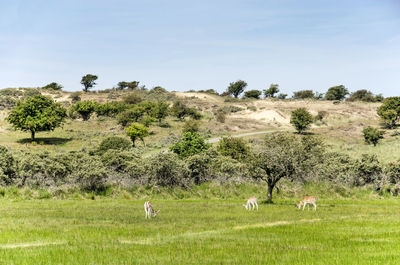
left=1, top=196, right=400, bottom=265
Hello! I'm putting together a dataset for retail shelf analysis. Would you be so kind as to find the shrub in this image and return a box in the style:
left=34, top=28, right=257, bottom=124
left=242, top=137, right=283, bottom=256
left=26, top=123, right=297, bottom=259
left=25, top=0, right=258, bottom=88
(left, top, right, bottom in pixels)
left=183, top=119, right=200, bottom=133
left=362, top=127, right=384, bottom=146
left=0, top=146, right=16, bottom=185
left=221, top=105, right=243, bottom=113
left=290, top=108, right=313, bottom=133
left=123, top=93, right=142, bottom=104
left=117, top=107, right=145, bottom=127
left=244, top=90, right=262, bottom=99
left=377, top=97, right=400, bottom=128
left=145, top=153, right=189, bottom=187
left=171, top=101, right=201, bottom=120
left=72, top=100, right=97, bottom=120
left=95, top=101, right=128, bottom=117
left=215, top=111, right=226, bottom=123
left=170, top=132, right=211, bottom=158
left=325, top=85, right=349, bottom=100
left=292, top=90, right=315, bottom=99
left=217, top=137, right=249, bottom=160
left=315, top=111, right=327, bottom=121
left=151, top=101, right=169, bottom=122
left=0, top=96, right=16, bottom=109
left=125, top=123, right=149, bottom=147
left=354, top=154, right=382, bottom=186
left=42, top=82, right=63, bottom=91
left=0, top=88, right=23, bottom=97
left=347, top=90, right=379, bottom=102
left=277, top=93, right=287, bottom=99
left=96, top=136, right=132, bottom=154
left=69, top=92, right=82, bottom=103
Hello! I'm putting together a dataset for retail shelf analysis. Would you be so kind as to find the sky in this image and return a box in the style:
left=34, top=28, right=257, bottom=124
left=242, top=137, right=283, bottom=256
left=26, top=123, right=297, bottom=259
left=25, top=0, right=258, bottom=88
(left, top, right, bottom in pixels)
left=0, top=0, right=399, bottom=96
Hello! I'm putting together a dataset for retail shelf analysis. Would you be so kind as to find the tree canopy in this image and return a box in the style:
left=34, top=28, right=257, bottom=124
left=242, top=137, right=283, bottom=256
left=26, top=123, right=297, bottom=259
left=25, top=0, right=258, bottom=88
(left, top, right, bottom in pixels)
left=377, top=97, right=400, bottom=128
left=6, top=95, right=67, bottom=140
left=325, top=85, right=349, bottom=100
left=81, top=74, right=98, bottom=92
left=125, top=123, right=149, bottom=147
left=290, top=108, right=313, bottom=133
left=227, top=80, right=247, bottom=98
left=264, top=84, right=279, bottom=98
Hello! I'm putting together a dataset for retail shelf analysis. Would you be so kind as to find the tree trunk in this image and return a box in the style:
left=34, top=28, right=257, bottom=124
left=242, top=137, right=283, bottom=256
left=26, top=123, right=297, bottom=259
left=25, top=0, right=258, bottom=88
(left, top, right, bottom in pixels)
left=130, top=136, right=136, bottom=147
left=31, top=130, right=35, bottom=141
left=267, top=182, right=275, bottom=203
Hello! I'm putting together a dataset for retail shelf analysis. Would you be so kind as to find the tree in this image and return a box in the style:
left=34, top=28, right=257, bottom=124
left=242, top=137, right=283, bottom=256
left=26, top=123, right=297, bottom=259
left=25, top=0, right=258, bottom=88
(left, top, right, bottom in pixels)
left=125, top=123, right=149, bottom=147
left=293, top=90, right=315, bottom=99
left=251, top=133, right=324, bottom=202
left=227, top=80, right=247, bottom=98
left=347, top=90, right=377, bottom=102
left=277, top=93, right=287, bottom=99
left=264, top=84, right=279, bottom=98
left=290, top=108, right=313, bottom=133
left=42, top=82, right=63, bottom=91
left=171, top=101, right=201, bottom=120
left=151, top=101, right=169, bottom=122
left=117, top=81, right=140, bottom=90
left=363, top=127, right=384, bottom=146
left=244, top=90, right=262, bottom=99
left=123, top=93, right=142, bottom=104
left=170, top=132, right=211, bottom=158
left=325, top=85, right=349, bottom=100
left=217, top=137, right=249, bottom=160
left=6, top=95, right=67, bottom=140
left=81, top=74, right=98, bottom=92
left=72, top=100, right=97, bottom=120
left=377, top=97, right=400, bottom=128
left=117, top=106, right=145, bottom=127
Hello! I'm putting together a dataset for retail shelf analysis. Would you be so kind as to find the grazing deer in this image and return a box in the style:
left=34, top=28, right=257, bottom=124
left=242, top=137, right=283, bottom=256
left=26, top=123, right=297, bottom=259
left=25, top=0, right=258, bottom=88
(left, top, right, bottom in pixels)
left=144, top=201, right=160, bottom=219
left=243, top=197, right=258, bottom=211
left=294, top=196, right=317, bottom=211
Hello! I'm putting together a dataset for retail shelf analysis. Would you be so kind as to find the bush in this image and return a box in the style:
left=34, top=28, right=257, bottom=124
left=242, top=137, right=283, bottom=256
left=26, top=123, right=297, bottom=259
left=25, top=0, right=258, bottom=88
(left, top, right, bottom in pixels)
left=170, top=132, right=211, bottom=158
left=72, top=100, right=98, bottom=120
left=42, top=82, right=63, bottom=91
left=0, top=96, right=16, bottom=109
left=277, top=93, right=287, bottom=99
left=217, top=137, right=249, bottom=160
left=290, top=108, right=314, bottom=133
left=69, top=92, right=82, bottom=103
left=244, top=90, right=262, bottom=99
left=227, top=80, right=247, bottom=98
left=0, top=146, right=16, bottom=185
left=347, top=90, right=380, bottom=102
left=325, top=85, right=349, bottom=100
left=95, top=101, right=128, bottom=117
left=183, top=119, right=200, bottom=133
left=123, top=93, right=142, bottom=104
left=117, top=107, right=145, bottom=127
left=362, top=127, right=384, bottom=146
left=145, top=153, right=189, bottom=187
left=315, top=111, right=327, bottom=121
left=215, top=111, right=226, bottom=123
left=221, top=105, right=243, bottom=113
left=96, top=136, right=132, bottom=154
left=264, top=84, right=279, bottom=98
left=293, top=90, right=315, bottom=99
left=171, top=101, right=201, bottom=120
left=377, top=97, right=400, bottom=128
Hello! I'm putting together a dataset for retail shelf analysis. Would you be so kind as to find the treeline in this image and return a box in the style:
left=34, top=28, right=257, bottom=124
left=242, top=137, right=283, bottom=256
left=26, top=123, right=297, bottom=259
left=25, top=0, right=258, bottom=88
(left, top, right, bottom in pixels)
left=1, top=133, right=400, bottom=199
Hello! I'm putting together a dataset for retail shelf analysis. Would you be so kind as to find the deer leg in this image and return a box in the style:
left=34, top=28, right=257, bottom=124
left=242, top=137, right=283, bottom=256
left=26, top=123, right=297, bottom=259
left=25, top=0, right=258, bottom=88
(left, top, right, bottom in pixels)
left=314, top=203, right=317, bottom=211
left=255, top=202, right=258, bottom=211
left=303, top=203, right=306, bottom=211
left=308, top=204, right=310, bottom=211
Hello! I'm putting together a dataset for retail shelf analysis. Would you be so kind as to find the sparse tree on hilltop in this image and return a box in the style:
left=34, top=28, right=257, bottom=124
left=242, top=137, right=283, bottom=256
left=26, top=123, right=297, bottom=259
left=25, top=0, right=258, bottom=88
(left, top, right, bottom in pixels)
left=325, top=85, right=349, bottom=100
left=42, top=82, right=63, bottom=91
left=244, top=90, right=262, bottom=99
left=227, top=80, right=247, bottom=98
left=264, top=84, right=279, bottom=98
left=81, top=74, right=98, bottom=92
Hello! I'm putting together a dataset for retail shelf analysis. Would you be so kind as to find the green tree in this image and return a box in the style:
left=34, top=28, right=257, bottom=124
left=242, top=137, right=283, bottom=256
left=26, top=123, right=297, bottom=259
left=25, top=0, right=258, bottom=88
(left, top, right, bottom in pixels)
left=151, top=101, right=169, bottom=122
left=244, top=90, right=262, bottom=99
left=183, top=119, right=200, bottom=133
left=277, top=93, right=287, bottom=99
left=251, top=133, right=324, bottom=202
left=347, top=89, right=378, bottom=102
left=362, top=127, right=384, bottom=146
left=81, top=74, right=98, bottom=92
left=377, top=97, right=400, bottom=128
left=170, top=132, right=211, bottom=158
left=117, top=106, right=145, bottom=127
left=171, top=101, right=201, bottom=120
left=264, top=84, right=279, bottom=98
left=290, top=108, right=313, bottom=133
left=217, top=137, right=249, bottom=160
left=125, top=123, right=149, bottom=147
left=325, top=85, right=349, bottom=100
left=293, top=90, right=315, bottom=99
left=42, top=82, right=63, bottom=91
left=6, top=95, right=67, bottom=140
left=227, top=80, right=247, bottom=98
left=72, top=100, right=97, bottom=120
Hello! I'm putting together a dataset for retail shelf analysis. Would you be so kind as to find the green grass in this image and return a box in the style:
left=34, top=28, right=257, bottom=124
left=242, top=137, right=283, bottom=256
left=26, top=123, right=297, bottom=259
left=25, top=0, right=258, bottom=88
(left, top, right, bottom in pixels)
left=1, top=197, right=400, bottom=264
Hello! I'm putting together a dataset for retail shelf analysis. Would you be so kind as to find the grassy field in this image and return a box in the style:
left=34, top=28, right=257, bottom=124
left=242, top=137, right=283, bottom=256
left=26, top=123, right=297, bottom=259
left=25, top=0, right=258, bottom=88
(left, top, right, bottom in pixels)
left=1, top=197, right=400, bottom=264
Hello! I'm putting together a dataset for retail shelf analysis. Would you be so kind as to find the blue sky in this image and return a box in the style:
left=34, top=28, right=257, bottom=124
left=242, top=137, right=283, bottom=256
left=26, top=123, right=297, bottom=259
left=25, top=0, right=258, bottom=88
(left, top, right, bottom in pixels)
left=0, top=0, right=399, bottom=96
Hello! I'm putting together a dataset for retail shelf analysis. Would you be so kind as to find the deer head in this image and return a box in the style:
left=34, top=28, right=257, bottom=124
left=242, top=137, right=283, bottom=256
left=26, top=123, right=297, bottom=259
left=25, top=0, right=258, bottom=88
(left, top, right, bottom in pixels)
left=153, top=209, right=160, bottom=217
left=243, top=204, right=248, bottom=210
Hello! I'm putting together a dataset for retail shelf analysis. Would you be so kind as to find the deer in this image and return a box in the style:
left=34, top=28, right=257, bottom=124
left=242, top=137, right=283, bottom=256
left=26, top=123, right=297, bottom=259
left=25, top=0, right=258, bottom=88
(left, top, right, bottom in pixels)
left=144, top=201, right=160, bottom=219
left=243, top=197, right=258, bottom=211
left=294, top=196, right=317, bottom=211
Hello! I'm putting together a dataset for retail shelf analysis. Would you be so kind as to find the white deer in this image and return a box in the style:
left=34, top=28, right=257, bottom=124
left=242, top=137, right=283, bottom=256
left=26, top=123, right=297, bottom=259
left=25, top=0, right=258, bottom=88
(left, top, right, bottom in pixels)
left=243, top=197, right=258, bottom=211
left=144, top=201, right=160, bottom=219
left=294, top=196, right=317, bottom=211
